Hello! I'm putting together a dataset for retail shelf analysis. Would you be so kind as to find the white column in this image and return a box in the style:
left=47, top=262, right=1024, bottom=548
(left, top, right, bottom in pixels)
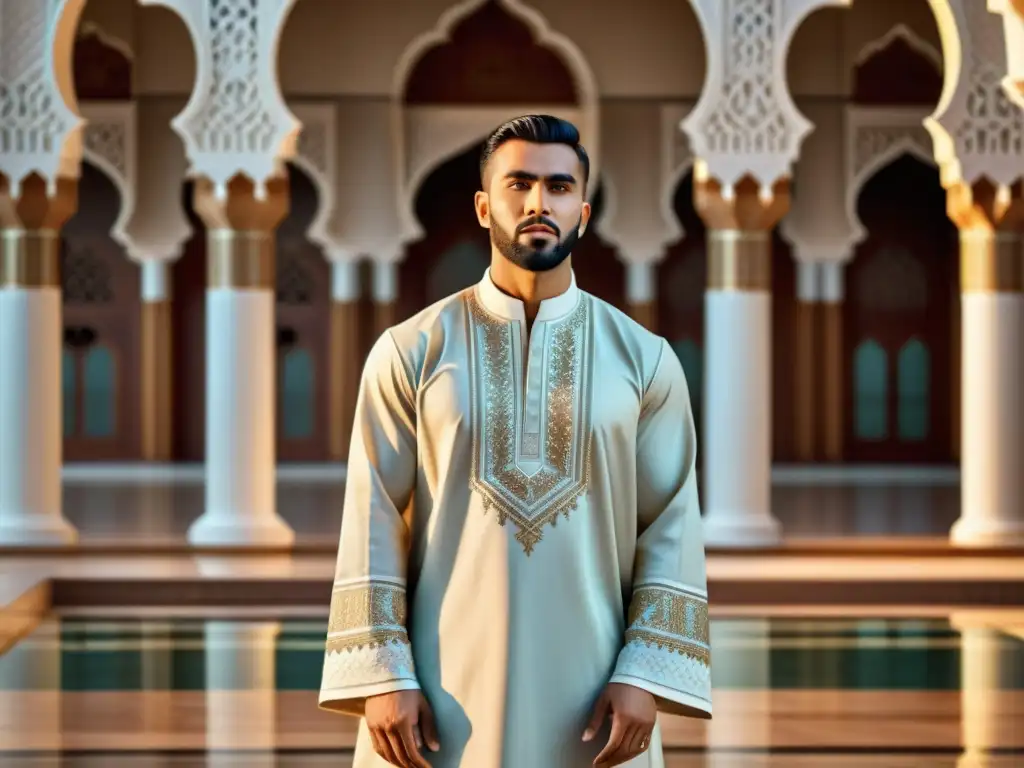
left=702, top=254, right=780, bottom=546
left=192, top=278, right=293, bottom=546
left=203, top=621, right=280, bottom=766
left=626, top=261, right=655, bottom=305
left=331, top=257, right=361, bottom=303
left=951, top=232, right=1024, bottom=546
left=0, top=282, right=75, bottom=544
left=143, top=0, right=301, bottom=547
left=0, top=0, right=86, bottom=546
left=372, top=259, right=398, bottom=305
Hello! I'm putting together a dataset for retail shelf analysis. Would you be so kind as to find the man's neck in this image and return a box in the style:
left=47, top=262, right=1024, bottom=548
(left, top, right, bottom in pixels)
left=489, top=255, right=572, bottom=321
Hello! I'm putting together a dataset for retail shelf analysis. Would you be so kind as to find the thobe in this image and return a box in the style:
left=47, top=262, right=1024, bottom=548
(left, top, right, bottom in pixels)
left=319, top=268, right=712, bottom=767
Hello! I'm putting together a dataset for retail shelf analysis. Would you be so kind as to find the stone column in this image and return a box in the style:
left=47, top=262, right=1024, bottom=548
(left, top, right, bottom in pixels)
left=142, top=0, right=302, bottom=547
left=792, top=261, right=819, bottom=461
left=926, top=0, right=1024, bottom=547
left=372, top=259, right=398, bottom=337
left=625, top=261, right=657, bottom=330
left=140, top=259, right=174, bottom=460
left=683, top=0, right=846, bottom=545
left=696, top=179, right=788, bottom=545
left=190, top=177, right=294, bottom=546
left=949, top=189, right=1024, bottom=547
left=329, top=257, right=362, bottom=460
left=820, top=262, right=846, bottom=461
left=0, top=0, right=87, bottom=546
left=125, top=99, right=192, bottom=462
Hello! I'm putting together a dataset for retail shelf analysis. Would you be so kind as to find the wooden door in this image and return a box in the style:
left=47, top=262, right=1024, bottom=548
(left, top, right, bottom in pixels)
left=845, top=155, right=956, bottom=463
left=61, top=163, right=141, bottom=461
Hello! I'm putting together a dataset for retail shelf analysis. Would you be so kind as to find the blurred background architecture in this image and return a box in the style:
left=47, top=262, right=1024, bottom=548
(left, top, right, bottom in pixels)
left=1, top=0, right=1023, bottom=765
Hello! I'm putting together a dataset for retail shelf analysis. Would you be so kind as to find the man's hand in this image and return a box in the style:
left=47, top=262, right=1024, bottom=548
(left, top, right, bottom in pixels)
left=582, top=682, right=657, bottom=767
left=364, top=689, right=440, bottom=768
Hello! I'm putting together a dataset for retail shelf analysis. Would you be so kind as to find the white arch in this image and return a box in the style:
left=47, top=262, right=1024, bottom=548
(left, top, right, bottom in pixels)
left=80, top=103, right=136, bottom=254
left=392, top=0, right=600, bottom=247
left=284, top=157, right=333, bottom=254
left=846, top=140, right=937, bottom=242
left=390, top=0, right=598, bottom=109
left=853, top=23, right=943, bottom=75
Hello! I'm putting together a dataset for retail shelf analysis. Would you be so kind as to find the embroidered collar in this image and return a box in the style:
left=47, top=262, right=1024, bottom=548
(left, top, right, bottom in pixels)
left=475, top=267, right=580, bottom=324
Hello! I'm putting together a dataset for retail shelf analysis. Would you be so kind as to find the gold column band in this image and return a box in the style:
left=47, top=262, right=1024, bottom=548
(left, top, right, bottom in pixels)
left=707, top=229, right=771, bottom=291
left=207, top=229, right=274, bottom=289
left=0, top=229, right=61, bottom=287
left=960, top=230, right=1023, bottom=293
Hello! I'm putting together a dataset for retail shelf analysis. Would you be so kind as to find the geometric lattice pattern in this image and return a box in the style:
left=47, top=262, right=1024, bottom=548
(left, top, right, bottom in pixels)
left=276, top=244, right=313, bottom=305
left=61, top=240, right=114, bottom=304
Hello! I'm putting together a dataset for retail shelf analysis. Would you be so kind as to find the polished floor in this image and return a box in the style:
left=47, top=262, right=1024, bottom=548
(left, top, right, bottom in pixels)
left=2, top=613, right=1023, bottom=766
left=50, top=470, right=963, bottom=550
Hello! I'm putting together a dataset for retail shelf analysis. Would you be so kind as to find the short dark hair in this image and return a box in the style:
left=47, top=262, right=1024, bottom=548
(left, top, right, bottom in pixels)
left=480, top=114, right=590, bottom=188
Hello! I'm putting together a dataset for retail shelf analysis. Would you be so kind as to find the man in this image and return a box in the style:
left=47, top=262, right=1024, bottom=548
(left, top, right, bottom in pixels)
left=319, top=115, right=712, bottom=767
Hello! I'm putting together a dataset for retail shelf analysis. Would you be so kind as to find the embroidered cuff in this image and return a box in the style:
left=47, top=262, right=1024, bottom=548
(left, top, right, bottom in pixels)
left=320, top=577, right=419, bottom=694
left=611, top=582, right=712, bottom=715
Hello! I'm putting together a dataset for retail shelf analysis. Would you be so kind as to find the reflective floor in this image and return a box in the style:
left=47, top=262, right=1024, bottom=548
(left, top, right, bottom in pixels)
left=55, top=474, right=962, bottom=549
left=2, top=614, right=1022, bottom=766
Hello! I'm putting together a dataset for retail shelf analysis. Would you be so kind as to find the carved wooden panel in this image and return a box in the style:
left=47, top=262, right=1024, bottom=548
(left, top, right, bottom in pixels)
left=845, top=155, right=956, bottom=463
left=405, top=1, right=576, bottom=105
left=61, top=163, right=141, bottom=460
left=73, top=26, right=132, bottom=101
left=853, top=33, right=942, bottom=106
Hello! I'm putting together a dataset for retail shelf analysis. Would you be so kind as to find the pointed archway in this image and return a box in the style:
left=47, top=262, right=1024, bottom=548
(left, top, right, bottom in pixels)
left=845, top=154, right=957, bottom=463
left=61, top=162, right=142, bottom=460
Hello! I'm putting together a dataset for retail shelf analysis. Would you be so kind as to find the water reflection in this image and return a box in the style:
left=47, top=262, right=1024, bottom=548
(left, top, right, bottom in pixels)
left=0, top=615, right=1020, bottom=764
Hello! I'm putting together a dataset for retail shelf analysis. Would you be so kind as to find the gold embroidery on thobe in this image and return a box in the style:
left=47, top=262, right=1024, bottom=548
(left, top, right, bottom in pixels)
left=466, top=291, right=594, bottom=554
left=325, top=580, right=410, bottom=652
left=625, top=584, right=710, bottom=665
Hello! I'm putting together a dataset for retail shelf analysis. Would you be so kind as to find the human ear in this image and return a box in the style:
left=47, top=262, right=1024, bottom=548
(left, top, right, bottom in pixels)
left=578, top=201, right=592, bottom=236
left=474, top=190, right=491, bottom=228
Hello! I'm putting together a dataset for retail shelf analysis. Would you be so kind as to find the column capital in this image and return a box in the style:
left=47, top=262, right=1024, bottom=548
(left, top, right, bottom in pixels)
left=682, top=0, right=850, bottom=194
left=926, top=0, right=1024, bottom=188
left=694, top=175, right=790, bottom=231
left=139, top=0, right=301, bottom=200
left=987, top=0, right=1024, bottom=108
left=0, top=0, right=87, bottom=197
left=946, top=179, right=1024, bottom=232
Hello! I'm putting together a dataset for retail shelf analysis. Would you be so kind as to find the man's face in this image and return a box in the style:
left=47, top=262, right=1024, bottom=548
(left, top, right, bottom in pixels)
left=476, top=139, right=592, bottom=272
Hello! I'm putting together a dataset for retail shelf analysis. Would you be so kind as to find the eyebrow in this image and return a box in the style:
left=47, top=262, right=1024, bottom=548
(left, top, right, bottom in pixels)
left=504, top=171, right=578, bottom=186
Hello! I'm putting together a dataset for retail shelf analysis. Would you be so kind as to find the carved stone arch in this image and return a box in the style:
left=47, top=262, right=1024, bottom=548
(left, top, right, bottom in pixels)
left=845, top=106, right=936, bottom=243
left=79, top=102, right=137, bottom=254
left=74, top=21, right=134, bottom=100
left=393, top=0, right=600, bottom=245
left=852, top=23, right=943, bottom=105
left=289, top=102, right=337, bottom=254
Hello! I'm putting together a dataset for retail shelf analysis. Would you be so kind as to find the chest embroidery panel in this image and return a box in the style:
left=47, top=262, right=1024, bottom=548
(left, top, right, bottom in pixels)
left=466, top=292, right=595, bottom=555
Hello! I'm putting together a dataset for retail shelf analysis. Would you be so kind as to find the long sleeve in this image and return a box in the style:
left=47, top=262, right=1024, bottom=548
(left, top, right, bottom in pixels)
left=319, top=331, right=421, bottom=716
left=609, top=338, right=713, bottom=719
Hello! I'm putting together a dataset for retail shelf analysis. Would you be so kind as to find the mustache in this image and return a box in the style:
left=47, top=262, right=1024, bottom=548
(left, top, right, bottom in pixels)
left=515, top=216, right=560, bottom=237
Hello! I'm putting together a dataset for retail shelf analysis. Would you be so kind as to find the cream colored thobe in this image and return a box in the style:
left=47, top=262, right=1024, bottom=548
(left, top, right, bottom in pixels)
left=319, top=268, right=712, bottom=767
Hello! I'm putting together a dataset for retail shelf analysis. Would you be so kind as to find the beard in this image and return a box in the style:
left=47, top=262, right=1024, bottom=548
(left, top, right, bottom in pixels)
left=489, top=213, right=583, bottom=272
